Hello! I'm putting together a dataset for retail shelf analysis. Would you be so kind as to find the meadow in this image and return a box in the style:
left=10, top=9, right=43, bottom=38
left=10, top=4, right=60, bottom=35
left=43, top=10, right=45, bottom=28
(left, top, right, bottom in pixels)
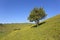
left=0, top=14, right=60, bottom=40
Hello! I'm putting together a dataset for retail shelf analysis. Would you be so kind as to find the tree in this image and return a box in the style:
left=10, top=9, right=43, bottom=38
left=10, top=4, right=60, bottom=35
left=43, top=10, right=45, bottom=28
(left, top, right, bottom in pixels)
left=28, top=7, right=47, bottom=26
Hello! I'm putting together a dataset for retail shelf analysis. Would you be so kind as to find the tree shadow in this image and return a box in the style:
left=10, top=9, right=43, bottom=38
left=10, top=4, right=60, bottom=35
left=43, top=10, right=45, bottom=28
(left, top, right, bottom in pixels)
left=14, top=28, right=21, bottom=31
left=32, top=22, right=46, bottom=28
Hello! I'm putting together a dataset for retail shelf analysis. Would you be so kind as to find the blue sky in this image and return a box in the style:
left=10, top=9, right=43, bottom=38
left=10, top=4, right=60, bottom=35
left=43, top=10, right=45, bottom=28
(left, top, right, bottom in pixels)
left=0, top=0, right=60, bottom=23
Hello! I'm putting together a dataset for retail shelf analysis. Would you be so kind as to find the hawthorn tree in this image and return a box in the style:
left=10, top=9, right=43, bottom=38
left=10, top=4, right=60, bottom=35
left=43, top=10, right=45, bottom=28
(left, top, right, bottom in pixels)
left=28, top=7, right=47, bottom=26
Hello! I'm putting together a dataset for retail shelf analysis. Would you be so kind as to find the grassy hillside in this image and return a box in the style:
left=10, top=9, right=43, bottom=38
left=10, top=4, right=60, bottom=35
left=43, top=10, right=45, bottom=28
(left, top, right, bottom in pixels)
left=0, top=23, right=33, bottom=39
left=0, top=14, right=60, bottom=40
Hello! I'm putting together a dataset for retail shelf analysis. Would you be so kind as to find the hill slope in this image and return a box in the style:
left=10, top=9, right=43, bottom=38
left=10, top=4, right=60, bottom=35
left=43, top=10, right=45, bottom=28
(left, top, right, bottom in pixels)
left=0, top=14, right=60, bottom=40
left=0, top=23, right=33, bottom=39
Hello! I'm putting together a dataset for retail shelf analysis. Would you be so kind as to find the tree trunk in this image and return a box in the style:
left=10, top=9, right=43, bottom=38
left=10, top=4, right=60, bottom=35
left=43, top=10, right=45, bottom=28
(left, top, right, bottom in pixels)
left=35, top=20, right=39, bottom=27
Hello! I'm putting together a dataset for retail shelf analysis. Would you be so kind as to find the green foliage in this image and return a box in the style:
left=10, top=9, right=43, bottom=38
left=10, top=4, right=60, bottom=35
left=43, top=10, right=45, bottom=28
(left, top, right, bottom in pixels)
left=28, top=7, right=47, bottom=22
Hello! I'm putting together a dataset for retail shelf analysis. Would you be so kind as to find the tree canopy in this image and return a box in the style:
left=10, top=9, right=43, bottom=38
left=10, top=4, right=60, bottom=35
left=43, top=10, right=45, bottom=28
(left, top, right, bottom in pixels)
left=28, top=7, right=47, bottom=26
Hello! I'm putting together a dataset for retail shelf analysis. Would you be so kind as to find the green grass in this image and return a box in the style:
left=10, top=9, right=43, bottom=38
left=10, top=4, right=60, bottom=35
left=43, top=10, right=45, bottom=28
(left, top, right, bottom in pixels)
left=0, top=23, right=33, bottom=39
left=0, top=14, right=60, bottom=40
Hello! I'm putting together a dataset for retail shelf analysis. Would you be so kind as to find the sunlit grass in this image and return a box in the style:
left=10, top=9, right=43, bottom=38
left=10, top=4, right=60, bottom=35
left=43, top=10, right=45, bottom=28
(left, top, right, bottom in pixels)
left=0, top=14, right=60, bottom=40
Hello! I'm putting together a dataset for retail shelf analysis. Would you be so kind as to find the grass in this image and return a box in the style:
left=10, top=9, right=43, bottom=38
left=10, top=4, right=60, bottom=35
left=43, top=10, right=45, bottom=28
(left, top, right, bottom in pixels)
left=0, top=14, right=60, bottom=40
left=0, top=23, right=33, bottom=39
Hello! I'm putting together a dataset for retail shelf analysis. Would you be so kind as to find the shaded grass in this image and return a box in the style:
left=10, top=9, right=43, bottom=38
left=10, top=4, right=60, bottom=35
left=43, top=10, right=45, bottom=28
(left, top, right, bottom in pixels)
left=32, top=21, right=46, bottom=27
